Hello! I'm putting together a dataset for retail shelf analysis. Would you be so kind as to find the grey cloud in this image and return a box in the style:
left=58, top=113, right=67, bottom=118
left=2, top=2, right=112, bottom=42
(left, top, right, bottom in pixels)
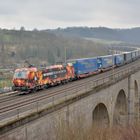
left=0, top=0, right=30, bottom=15
left=0, top=0, right=140, bottom=29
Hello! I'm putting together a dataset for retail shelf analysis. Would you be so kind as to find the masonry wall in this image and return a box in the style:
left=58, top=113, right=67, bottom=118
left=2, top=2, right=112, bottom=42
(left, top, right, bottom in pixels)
left=1, top=71, right=140, bottom=140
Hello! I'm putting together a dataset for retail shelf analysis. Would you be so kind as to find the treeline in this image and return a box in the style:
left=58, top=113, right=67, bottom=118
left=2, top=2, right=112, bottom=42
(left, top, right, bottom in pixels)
left=48, top=27, right=140, bottom=44
left=0, top=29, right=111, bottom=67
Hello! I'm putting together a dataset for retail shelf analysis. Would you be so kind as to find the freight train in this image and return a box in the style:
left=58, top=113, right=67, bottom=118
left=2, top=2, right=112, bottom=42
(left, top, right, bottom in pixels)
left=12, top=49, right=140, bottom=93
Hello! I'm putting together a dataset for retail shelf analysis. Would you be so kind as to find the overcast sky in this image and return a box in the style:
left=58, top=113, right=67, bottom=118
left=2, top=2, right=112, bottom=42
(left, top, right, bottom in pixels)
left=0, top=0, right=139, bottom=30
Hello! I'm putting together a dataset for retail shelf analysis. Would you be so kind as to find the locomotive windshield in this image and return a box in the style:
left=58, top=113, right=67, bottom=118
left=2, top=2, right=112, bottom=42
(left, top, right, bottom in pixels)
left=14, top=71, right=27, bottom=79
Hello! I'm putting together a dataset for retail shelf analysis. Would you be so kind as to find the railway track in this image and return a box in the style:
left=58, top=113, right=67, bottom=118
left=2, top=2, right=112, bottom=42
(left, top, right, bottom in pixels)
left=0, top=59, right=140, bottom=108
left=0, top=83, right=87, bottom=114
left=0, top=59, right=140, bottom=123
left=0, top=91, right=18, bottom=103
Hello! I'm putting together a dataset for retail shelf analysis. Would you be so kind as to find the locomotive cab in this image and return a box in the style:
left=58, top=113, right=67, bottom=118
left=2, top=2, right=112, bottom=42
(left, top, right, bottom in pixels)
left=12, top=67, right=38, bottom=92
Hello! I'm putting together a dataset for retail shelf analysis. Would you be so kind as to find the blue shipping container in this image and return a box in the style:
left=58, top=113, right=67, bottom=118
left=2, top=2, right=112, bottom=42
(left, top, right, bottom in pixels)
left=124, top=52, right=132, bottom=63
left=97, top=55, right=114, bottom=69
left=72, top=58, right=98, bottom=75
left=132, top=50, right=139, bottom=59
left=138, top=50, right=140, bottom=56
left=114, top=54, right=124, bottom=66
left=136, top=50, right=139, bottom=57
left=131, top=51, right=136, bottom=59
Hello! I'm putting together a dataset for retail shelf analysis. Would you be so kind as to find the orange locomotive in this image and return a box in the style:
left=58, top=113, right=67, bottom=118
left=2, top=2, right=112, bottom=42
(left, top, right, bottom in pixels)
left=12, top=64, right=75, bottom=93
left=42, top=64, right=75, bottom=86
left=12, top=67, right=41, bottom=92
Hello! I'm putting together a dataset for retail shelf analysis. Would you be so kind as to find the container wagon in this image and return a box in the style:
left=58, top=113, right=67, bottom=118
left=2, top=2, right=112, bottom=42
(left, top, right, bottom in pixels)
left=124, top=52, right=132, bottom=63
left=97, top=55, right=115, bottom=71
left=138, top=50, right=140, bottom=57
left=114, top=54, right=124, bottom=66
left=135, top=50, right=139, bottom=59
left=131, top=51, right=136, bottom=60
left=68, top=57, right=99, bottom=78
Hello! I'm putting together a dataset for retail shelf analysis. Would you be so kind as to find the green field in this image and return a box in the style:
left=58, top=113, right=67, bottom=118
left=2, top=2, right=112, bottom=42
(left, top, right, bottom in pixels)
left=0, top=79, right=12, bottom=89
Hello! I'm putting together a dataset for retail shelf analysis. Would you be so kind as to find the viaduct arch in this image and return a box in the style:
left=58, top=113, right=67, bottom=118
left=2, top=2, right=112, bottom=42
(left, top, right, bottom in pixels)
left=113, top=89, right=128, bottom=125
left=92, top=103, right=109, bottom=127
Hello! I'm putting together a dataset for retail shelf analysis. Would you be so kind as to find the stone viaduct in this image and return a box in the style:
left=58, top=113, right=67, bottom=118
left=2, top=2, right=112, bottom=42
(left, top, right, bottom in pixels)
left=1, top=65, right=140, bottom=139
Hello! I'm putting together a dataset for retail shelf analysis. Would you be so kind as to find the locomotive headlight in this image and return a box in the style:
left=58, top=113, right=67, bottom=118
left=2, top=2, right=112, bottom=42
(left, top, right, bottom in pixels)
left=17, top=80, right=21, bottom=86
left=25, top=80, right=29, bottom=87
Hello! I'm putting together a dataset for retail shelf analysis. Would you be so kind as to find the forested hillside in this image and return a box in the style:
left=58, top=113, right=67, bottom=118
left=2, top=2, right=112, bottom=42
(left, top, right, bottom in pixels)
left=48, top=27, right=140, bottom=44
left=1, top=27, right=139, bottom=68
left=0, top=29, right=110, bottom=67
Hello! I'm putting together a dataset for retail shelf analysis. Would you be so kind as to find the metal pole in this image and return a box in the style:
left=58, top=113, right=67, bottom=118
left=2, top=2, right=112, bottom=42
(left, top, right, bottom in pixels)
left=112, top=48, right=115, bottom=81
left=64, top=47, right=67, bottom=64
